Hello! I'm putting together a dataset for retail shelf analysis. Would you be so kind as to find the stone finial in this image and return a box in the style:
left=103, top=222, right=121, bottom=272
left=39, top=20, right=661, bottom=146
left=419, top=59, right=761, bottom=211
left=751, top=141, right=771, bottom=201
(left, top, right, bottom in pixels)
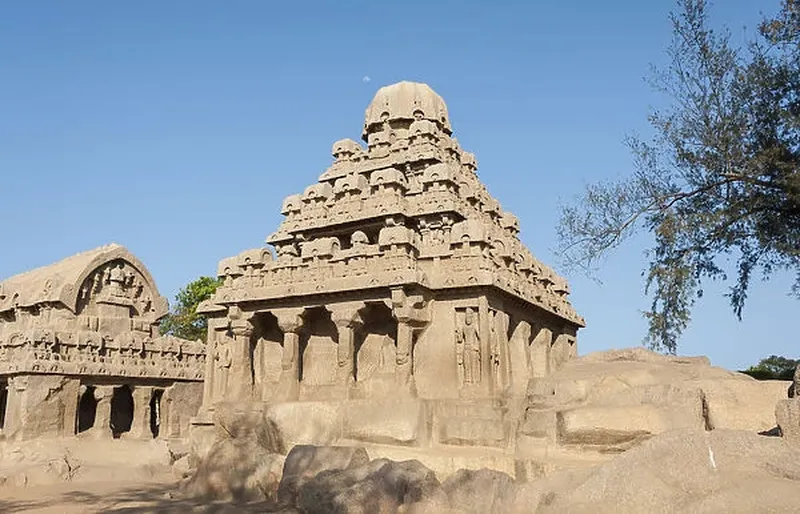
left=362, top=81, right=451, bottom=142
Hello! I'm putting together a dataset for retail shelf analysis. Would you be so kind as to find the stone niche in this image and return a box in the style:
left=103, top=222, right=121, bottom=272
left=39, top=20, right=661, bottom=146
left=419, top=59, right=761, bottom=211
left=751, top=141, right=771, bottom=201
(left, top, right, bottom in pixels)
left=193, top=81, right=584, bottom=464
left=0, top=244, right=205, bottom=441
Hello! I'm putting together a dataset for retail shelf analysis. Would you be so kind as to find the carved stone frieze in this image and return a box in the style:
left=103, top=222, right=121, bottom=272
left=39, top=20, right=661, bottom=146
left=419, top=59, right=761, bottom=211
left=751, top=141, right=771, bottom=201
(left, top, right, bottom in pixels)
left=0, top=244, right=205, bottom=383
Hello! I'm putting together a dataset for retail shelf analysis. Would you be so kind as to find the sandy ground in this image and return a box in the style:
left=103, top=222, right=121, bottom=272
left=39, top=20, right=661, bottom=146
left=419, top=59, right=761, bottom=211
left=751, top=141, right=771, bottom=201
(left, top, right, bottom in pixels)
left=0, top=479, right=288, bottom=513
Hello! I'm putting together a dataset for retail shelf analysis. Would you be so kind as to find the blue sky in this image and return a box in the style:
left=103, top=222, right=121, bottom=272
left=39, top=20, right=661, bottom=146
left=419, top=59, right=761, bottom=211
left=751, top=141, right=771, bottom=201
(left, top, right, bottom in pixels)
left=1, top=1, right=794, bottom=370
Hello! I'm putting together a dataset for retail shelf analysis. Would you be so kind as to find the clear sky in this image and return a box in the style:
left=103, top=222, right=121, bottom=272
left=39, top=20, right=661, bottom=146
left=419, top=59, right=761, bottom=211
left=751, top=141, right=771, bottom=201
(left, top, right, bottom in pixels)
left=1, top=1, right=794, bottom=371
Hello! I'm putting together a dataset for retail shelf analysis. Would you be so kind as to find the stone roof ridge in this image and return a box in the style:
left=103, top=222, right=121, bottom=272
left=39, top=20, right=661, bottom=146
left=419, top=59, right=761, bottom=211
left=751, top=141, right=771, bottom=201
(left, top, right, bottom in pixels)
left=0, top=243, right=164, bottom=315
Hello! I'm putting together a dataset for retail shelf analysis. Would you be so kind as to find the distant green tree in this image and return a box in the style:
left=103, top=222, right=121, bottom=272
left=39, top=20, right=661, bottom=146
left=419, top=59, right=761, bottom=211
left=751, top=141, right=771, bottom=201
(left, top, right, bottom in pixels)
left=160, top=276, right=222, bottom=342
left=740, top=355, right=799, bottom=380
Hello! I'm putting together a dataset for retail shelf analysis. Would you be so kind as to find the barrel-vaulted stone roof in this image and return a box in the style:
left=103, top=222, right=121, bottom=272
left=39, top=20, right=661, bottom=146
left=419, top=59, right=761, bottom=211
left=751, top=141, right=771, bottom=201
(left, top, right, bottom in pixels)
left=0, top=243, right=168, bottom=317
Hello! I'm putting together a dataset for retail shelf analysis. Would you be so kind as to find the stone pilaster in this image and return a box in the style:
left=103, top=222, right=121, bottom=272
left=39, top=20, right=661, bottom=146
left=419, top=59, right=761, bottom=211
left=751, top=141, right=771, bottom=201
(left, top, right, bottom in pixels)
left=329, top=303, right=364, bottom=384
left=274, top=309, right=304, bottom=380
left=390, top=289, right=431, bottom=390
left=229, top=312, right=255, bottom=400
left=395, top=316, right=413, bottom=384
left=92, top=385, right=114, bottom=438
left=201, top=320, right=223, bottom=410
left=3, top=375, right=27, bottom=437
left=129, top=386, right=153, bottom=439
left=530, top=326, right=552, bottom=378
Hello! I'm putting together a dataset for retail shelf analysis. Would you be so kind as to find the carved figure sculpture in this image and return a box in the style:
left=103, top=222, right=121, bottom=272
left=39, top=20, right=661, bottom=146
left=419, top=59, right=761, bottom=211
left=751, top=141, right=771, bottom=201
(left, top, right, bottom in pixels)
left=214, top=340, right=232, bottom=400
left=108, top=263, right=127, bottom=297
left=456, top=308, right=481, bottom=385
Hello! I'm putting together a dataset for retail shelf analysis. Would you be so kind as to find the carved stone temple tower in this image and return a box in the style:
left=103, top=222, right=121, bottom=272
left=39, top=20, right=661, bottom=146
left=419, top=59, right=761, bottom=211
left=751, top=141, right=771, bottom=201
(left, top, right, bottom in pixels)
left=197, top=81, right=584, bottom=420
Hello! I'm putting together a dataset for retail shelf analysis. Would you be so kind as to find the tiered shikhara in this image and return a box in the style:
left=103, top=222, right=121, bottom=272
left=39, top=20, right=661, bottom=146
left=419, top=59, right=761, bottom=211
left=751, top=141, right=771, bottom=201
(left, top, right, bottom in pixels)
left=199, top=82, right=584, bottom=409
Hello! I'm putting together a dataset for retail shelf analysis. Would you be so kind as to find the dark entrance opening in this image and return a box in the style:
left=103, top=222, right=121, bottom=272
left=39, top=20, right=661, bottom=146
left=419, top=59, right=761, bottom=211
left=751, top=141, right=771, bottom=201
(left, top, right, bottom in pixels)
left=76, top=385, right=98, bottom=433
left=149, top=389, right=163, bottom=438
left=110, top=385, right=134, bottom=438
left=0, top=380, right=8, bottom=430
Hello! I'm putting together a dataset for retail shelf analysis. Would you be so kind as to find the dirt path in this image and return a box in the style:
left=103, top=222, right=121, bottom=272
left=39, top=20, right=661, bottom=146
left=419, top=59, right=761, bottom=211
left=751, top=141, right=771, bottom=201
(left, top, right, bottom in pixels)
left=0, top=480, right=286, bottom=513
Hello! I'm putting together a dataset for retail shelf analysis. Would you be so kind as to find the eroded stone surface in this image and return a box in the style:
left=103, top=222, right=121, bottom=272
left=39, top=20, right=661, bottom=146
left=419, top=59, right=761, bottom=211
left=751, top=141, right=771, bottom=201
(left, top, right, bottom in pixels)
left=277, top=445, right=370, bottom=505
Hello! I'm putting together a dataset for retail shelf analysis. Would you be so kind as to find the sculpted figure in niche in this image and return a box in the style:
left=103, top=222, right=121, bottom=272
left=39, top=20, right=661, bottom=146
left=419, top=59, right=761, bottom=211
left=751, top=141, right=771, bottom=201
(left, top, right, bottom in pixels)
left=456, top=308, right=481, bottom=384
left=108, top=263, right=127, bottom=297
left=351, top=230, right=369, bottom=249
left=214, top=340, right=232, bottom=400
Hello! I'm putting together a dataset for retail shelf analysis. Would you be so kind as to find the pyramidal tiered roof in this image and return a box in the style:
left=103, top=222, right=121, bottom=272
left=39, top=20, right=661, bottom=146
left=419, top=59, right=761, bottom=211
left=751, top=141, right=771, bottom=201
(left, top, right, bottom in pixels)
left=212, top=81, right=583, bottom=327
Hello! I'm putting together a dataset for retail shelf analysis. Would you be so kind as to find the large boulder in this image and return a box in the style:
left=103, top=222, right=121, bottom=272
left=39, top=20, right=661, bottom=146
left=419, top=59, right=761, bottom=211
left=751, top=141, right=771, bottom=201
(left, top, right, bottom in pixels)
left=297, top=458, right=440, bottom=514
left=277, top=445, right=370, bottom=505
left=540, top=428, right=800, bottom=513
left=183, top=403, right=286, bottom=501
left=182, top=438, right=285, bottom=502
left=439, top=468, right=517, bottom=514
left=526, top=348, right=789, bottom=452
left=776, top=398, right=800, bottom=444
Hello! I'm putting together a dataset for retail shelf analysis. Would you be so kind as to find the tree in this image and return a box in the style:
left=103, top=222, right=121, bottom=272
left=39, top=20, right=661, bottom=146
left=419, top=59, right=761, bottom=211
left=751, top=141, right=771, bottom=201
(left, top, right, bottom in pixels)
left=741, top=355, right=798, bottom=380
left=558, top=0, right=800, bottom=353
left=160, top=276, right=222, bottom=342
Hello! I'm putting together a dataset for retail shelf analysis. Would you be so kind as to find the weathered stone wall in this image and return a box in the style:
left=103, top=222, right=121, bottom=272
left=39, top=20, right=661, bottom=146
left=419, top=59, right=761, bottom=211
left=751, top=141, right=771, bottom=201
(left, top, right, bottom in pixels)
left=162, top=382, right=204, bottom=439
left=3, top=375, right=80, bottom=440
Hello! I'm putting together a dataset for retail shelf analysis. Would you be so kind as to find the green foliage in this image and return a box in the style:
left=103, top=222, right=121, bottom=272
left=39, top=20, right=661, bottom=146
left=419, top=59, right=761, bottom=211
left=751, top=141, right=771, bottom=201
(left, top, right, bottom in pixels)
left=159, top=276, right=222, bottom=342
left=558, top=0, right=800, bottom=353
left=740, top=355, right=798, bottom=380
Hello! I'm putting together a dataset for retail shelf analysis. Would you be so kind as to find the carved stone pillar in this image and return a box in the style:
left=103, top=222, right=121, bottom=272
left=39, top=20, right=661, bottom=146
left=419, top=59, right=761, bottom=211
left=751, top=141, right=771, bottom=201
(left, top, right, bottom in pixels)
left=229, top=317, right=254, bottom=400
left=129, top=386, right=153, bottom=439
left=275, top=309, right=304, bottom=382
left=92, top=385, right=114, bottom=438
left=329, top=303, right=364, bottom=384
left=530, top=326, right=552, bottom=378
left=201, top=319, right=225, bottom=410
left=395, top=316, right=413, bottom=384
left=390, top=289, right=431, bottom=390
left=3, top=375, right=27, bottom=437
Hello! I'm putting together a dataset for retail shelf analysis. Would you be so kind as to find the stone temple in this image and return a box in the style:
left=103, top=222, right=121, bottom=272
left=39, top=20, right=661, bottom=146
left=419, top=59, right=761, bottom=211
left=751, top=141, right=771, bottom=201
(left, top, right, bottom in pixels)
left=194, top=82, right=584, bottom=464
left=0, top=244, right=204, bottom=441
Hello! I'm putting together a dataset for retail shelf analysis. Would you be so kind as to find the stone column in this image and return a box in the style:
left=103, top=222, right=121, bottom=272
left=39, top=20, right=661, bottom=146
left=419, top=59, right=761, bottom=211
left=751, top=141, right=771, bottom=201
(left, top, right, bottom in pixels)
left=550, top=333, right=570, bottom=373
left=229, top=316, right=254, bottom=400
left=62, top=378, right=80, bottom=438
left=93, top=386, right=114, bottom=438
left=395, top=316, right=413, bottom=384
left=129, top=386, right=153, bottom=439
left=530, top=326, right=552, bottom=378
left=3, top=375, right=28, bottom=438
left=200, top=321, right=221, bottom=410
left=329, top=303, right=364, bottom=385
left=274, top=309, right=304, bottom=382
left=389, top=289, right=430, bottom=392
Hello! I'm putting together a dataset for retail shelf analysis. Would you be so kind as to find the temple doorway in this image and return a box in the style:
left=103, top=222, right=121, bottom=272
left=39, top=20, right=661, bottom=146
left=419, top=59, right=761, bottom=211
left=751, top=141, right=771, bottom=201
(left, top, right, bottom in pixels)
left=149, top=389, right=163, bottom=438
left=0, top=380, right=8, bottom=430
left=110, top=385, right=134, bottom=438
left=76, top=385, right=97, bottom=433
